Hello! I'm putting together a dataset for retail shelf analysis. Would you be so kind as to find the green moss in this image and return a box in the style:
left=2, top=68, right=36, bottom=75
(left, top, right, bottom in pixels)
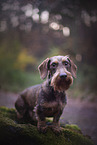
left=0, top=107, right=94, bottom=145
left=0, top=106, right=16, bottom=119
left=64, top=124, right=82, bottom=133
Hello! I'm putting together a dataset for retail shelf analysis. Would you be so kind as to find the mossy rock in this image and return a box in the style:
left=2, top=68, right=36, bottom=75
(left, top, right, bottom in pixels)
left=0, top=107, right=94, bottom=145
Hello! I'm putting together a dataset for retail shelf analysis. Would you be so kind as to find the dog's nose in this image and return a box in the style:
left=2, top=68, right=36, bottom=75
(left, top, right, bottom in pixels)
left=60, top=73, right=67, bottom=79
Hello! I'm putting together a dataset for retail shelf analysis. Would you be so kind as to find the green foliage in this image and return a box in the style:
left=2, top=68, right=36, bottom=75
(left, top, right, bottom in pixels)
left=14, top=49, right=37, bottom=71
left=47, top=47, right=63, bottom=57
left=0, top=107, right=94, bottom=145
left=46, top=47, right=68, bottom=58
left=64, top=124, right=81, bottom=133
left=0, top=38, right=41, bottom=92
left=0, top=39, right=20, bottom=70
left=0, top=39, right=20, bottom=87
left=1, top=71, right=42, bottom=92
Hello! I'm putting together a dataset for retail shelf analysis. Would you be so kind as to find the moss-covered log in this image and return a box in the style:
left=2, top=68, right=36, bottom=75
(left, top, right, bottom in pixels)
left=0, top=107, right=94, bottom=145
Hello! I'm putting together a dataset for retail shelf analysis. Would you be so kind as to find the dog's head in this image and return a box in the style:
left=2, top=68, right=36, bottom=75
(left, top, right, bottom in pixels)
left=38, top=55, right=77, bottom=92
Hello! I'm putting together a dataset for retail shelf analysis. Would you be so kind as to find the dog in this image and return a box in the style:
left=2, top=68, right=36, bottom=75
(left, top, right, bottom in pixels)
left=15, top=55, right=77, bottom=133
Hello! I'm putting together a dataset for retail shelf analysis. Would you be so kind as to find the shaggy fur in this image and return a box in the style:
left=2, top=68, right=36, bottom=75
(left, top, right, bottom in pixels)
left=15, top=55, right=77, bottom=133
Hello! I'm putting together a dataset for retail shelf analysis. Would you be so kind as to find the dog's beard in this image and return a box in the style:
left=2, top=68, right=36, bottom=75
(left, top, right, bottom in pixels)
left=51, top=72, right=73, bottom=92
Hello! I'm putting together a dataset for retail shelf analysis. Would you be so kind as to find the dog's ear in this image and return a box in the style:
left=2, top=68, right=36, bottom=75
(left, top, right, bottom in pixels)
left=38, top=58, right=50, bottom=80
left=67, top=57, right=77, bottom=78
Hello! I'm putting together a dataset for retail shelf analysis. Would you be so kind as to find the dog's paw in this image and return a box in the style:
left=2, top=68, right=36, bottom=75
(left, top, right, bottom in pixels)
left=51, top=124, right=62, bottom=135
left=37, top=125, right=48, bottom=133
left=37, top=120, right=48, bottom=133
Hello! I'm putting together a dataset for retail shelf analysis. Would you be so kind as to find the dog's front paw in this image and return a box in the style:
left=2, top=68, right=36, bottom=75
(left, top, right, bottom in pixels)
left=52, top=126, right=62, bottom=135
left=51, top=123, right=62, bottom=135
left=37, top=121, right=47, bottom=133
left=37, top=125, right=48, bottom=133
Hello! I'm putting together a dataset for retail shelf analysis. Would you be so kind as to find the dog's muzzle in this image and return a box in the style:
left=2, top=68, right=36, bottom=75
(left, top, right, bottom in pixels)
left=51, top=71, right=73, bottom=92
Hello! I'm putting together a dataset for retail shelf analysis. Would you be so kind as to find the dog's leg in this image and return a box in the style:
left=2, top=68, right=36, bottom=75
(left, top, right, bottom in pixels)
left=15, top=95, right=26, bottom=119
left=52, top=110, right=63, bottom=134
left=36, top=105, right=47, bottom=133
left=37, top=118, right=47, bottom=133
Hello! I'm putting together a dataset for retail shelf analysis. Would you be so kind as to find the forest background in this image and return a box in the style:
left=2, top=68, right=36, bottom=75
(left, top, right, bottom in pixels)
left=0, top=0, right=97, bottom=101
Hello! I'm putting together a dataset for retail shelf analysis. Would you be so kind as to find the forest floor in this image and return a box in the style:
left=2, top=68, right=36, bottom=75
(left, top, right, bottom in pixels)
left=0, top=90, right=97, bottom=145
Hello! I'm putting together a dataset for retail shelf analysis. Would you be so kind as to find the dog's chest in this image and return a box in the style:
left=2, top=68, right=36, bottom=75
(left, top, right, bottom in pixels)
left=40, top=89, right=66, bottom=117
left=41, top=99, right=65, bottom=117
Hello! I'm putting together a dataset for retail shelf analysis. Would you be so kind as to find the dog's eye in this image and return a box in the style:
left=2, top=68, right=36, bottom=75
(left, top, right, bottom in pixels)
left=63, top=61, right=68, bottom=66
left=63, top=61, right=71, bottom=68
left=52, top=63, right=57, bottom=68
